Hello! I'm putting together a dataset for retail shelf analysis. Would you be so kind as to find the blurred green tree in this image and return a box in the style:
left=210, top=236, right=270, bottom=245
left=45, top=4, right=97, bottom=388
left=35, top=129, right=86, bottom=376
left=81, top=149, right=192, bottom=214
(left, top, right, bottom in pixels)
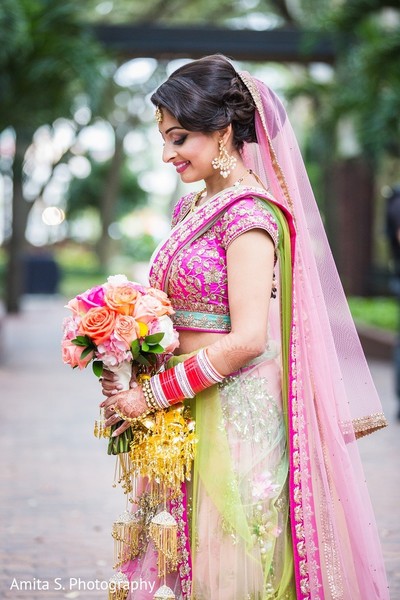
left=66, top=156, right=147, bottom=262
left=284, top=1, right=400, bottom=293
left=328, top=0, right=400, bottom=160
left=0, top=0, right=104, bottom=312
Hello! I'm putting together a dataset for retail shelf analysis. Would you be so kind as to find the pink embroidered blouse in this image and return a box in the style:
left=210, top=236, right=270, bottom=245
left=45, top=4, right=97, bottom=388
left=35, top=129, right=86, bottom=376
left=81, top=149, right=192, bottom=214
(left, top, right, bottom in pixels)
left=149, top=191, right=279, bottom=333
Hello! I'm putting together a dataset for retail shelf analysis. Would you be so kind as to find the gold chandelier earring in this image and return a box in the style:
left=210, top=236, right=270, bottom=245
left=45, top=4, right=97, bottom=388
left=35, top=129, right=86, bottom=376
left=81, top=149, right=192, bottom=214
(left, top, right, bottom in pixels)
left=211, top=139, right=237, bottom=178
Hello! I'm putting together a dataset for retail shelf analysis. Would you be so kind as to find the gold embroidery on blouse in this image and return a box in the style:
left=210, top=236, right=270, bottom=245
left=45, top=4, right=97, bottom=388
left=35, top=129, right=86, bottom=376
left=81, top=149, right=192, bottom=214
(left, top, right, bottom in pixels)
left=150, top=186, right=279, bottom=293
left=166, top=197, right=279, bottom=321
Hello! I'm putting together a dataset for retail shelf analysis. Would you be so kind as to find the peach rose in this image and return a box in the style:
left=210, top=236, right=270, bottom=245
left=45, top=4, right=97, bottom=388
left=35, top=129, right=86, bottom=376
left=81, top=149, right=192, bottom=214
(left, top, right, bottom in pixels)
left=65, top=297, right=80, bottom=316
left=114, top=314, right=138, bottom=347
left=62, top=339, right=94, bottom=369
left=104, top=284, right=140, bottom=316
left=79, top=306, right=117, bottom=345
left=147, top=288, right=174, bottom=316
left=133, top=294, right=167, bottom=324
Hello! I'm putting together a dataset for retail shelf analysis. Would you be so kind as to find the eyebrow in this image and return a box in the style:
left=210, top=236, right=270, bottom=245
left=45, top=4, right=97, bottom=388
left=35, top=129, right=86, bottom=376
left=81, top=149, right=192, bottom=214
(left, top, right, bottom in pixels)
left=164, top=126, right=185, bottom=135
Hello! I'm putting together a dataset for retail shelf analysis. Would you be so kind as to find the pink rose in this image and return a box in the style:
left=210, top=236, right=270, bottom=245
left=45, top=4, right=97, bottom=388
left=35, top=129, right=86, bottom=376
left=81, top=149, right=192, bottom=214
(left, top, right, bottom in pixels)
left=75, top=285, right=106, bottom=313
left=62, top=339, right=94, bottom=369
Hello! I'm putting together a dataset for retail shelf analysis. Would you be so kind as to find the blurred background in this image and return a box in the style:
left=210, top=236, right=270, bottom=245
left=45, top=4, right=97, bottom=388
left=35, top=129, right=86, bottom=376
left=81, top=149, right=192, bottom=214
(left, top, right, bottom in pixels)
left=0, top=0, right=399, bottom=325
left=0, top=1, right=399, bottom=597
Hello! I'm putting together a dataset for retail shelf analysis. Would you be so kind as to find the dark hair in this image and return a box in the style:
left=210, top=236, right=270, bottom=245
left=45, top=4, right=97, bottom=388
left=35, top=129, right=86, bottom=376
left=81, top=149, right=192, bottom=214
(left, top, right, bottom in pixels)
left=151, top=55, right=257, bottom=150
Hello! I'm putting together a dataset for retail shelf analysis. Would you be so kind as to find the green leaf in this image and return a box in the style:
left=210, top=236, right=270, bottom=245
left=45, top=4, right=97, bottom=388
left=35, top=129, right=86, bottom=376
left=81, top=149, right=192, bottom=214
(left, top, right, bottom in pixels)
left=80, top=346, right=93, bottom=359
left=72, top=335, right=92, bottom=347
left=130, top=339, right=140, bottom=359
left=92, top=361, right=104, bottom=378
left=141, top=342, right=150, bottom=352
left=144, top=332, right=165, bottom=345
left=147, top=344, right=165, bottom=354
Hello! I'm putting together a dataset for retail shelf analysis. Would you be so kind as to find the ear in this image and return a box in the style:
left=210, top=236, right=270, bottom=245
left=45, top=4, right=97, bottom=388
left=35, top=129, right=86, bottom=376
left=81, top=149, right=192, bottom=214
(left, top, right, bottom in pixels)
left=219, top=124, right=233, bottom=147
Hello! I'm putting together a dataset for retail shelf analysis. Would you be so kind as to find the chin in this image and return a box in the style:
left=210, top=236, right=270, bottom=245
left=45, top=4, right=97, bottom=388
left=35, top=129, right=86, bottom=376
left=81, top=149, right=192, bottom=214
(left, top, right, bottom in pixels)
left=180, top=171, right=203, bottom=184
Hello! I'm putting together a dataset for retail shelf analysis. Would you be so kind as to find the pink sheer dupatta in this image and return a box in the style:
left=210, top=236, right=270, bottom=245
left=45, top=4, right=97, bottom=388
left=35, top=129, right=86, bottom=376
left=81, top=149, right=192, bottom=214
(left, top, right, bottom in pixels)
left=240, top=73, right=389, bottom=599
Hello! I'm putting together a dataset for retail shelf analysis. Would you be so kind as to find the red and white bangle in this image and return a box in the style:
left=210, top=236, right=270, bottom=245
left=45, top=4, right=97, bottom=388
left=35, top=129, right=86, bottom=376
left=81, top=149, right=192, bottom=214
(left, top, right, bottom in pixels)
left=149, top=349, right=224, bottom=409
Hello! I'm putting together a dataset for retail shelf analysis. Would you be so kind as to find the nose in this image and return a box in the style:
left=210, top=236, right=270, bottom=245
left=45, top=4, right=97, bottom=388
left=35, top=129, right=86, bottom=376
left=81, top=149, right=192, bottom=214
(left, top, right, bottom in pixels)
left=162, top=141, right=177, bottom=164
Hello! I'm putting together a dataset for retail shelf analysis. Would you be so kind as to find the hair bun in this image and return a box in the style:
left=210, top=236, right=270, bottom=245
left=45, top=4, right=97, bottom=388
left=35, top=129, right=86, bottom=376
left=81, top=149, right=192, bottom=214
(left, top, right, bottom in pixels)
left=221, top=76, right=257, bottom=146
left=151, top=54, right=257, bottom=149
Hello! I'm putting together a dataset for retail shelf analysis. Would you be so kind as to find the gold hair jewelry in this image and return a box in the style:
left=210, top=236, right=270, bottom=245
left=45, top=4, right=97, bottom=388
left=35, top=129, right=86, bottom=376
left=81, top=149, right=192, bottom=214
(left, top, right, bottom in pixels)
left=211, top=139, right=237, bottom=178
left=155, top=106, right=163, bottom=123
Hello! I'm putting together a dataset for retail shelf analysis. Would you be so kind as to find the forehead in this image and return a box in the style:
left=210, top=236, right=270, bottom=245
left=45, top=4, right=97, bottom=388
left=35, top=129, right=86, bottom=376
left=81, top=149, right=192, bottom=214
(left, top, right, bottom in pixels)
left=158, top=108, right=184, bottom=134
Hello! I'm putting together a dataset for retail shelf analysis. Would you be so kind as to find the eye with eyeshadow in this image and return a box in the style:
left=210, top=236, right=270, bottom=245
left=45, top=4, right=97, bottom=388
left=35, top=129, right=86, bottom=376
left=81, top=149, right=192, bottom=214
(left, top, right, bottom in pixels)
left=173, top=134, right=188, bottom=146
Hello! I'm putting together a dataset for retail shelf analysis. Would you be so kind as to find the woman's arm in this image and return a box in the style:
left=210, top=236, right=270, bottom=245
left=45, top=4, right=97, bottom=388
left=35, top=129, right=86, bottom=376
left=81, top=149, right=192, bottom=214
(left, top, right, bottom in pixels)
left=207, top=228, right=275, bottom=375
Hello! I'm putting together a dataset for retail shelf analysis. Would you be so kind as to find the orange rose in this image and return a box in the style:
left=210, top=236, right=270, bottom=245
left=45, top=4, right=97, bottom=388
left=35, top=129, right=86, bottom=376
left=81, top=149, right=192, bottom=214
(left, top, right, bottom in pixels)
left=104, top=284, right=140, bottom=316
left=114, top=314, right=138, bottom=347
left=79, top=306, right=117, bottom=345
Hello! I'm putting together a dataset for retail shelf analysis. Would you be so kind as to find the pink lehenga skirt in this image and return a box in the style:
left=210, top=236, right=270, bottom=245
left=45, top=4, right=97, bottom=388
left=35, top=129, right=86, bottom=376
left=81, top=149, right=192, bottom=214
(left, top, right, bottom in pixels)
left=121, top=350, right=295, bottom=600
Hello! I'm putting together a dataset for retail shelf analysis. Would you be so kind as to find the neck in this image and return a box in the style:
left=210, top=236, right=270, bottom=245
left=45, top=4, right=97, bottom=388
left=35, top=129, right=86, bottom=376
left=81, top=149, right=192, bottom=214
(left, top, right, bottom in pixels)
left=204, top=170, right=264, bottom=202
left=204, top=161, right=252, bottom=199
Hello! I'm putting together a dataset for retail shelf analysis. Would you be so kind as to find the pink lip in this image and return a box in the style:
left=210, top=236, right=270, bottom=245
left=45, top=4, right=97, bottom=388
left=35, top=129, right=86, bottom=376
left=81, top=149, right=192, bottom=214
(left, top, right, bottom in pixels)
left=174, top=161, right=190, bottom=174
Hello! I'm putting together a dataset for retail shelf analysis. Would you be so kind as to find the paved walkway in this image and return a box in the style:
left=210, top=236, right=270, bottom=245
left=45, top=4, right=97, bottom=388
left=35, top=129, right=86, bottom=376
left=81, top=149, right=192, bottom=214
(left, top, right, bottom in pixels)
left=0, top=296, right=399, bottom=599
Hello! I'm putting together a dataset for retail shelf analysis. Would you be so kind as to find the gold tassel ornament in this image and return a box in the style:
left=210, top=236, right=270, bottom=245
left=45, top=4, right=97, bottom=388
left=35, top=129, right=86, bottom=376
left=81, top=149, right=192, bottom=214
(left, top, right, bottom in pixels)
left=149, top=510, right=178, bottom=578
left=94, top=407, right=110, bottom=438
left=129, top=405, right=196, bottom=497
left=113, top=453, right=135, bottom=498
left=108, top=571, right=129, bottom=600
left=112, top=510, right=142, bottom=569
left=153, top=584, right=176, bottom=599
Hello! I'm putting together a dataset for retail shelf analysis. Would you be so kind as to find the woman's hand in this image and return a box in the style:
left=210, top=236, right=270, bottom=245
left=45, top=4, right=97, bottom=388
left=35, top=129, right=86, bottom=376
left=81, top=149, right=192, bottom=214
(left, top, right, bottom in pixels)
left=100, top=384, right=148, bottom=437
left=100, top=367, right=138, bottom=397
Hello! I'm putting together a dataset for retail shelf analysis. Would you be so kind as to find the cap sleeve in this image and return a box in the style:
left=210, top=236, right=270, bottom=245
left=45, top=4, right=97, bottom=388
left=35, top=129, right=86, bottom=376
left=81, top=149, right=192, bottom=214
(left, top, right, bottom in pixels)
left=219, top=197, right=279, bottom=250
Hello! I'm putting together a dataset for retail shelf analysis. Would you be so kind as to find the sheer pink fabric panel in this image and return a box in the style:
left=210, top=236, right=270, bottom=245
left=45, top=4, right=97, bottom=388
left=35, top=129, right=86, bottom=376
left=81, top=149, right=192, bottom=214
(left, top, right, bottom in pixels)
left=242, top=76, right=389, bottom=599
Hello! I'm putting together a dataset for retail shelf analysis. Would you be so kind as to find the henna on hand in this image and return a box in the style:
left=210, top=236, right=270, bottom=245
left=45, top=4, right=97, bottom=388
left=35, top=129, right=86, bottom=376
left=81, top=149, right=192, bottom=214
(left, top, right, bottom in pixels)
left=116, top=387, right=148, bottom=419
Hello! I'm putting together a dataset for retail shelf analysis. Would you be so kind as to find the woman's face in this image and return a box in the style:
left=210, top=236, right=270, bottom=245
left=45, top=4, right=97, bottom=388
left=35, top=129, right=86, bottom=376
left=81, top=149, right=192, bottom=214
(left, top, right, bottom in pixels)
left=158, top=109, right=221, bottom=184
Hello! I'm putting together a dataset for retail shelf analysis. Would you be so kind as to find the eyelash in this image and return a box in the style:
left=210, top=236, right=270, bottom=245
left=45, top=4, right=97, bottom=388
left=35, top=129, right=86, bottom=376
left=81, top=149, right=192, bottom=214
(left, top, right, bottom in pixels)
left=173, top=135, right=188, bottom=146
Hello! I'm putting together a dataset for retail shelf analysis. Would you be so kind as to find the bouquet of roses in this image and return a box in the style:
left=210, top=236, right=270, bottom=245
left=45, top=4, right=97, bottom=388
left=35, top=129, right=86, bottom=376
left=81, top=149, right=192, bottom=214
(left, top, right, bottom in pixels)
left=62, top=274, right=179, bottom=454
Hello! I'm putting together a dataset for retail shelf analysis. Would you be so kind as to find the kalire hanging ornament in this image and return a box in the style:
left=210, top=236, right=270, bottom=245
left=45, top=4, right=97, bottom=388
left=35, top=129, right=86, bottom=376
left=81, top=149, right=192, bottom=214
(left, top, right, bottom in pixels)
left=108, top=571, right=129, bottom=600
left=111, top=510, right=142, bottom=569
left=149, top=510, right=178, bottom=578
left=153, top=584, right=176, bottom=599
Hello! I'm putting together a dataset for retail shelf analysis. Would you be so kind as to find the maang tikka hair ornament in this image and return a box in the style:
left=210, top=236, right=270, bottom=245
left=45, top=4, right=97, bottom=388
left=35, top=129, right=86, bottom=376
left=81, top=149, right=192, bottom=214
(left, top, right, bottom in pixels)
left=211, top=139, right=237, bottom=178
left=155, top=106, right=163, bottom=123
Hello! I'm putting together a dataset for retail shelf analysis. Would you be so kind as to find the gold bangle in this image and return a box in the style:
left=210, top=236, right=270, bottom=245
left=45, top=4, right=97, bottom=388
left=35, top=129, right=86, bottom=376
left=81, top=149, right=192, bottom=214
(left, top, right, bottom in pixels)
left=113, top=406, right=153, bottom=424
left=142, top=378, right=158, bottom=411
